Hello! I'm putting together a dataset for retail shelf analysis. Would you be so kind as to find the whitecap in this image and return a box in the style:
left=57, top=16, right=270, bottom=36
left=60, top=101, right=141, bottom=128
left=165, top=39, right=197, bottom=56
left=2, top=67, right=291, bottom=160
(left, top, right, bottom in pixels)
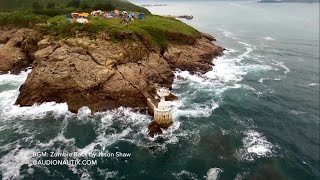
left=206, top=168, right=223, bottom=180
left=236, top=130, right=276, bottom=161
left=173, top=170, right=198, bottom=180
left=264, top=36, right=275, bottom=41
left=308, top=83, right=318, bottom=87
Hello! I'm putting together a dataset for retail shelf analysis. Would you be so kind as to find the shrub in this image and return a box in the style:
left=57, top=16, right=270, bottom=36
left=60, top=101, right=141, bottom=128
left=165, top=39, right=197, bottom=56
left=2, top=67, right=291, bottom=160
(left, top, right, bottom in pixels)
left=47, top=2, right=55, bottom=9
left=0, top=11, right=47, bottom=27
left=32, top=2, right=43, bottom=9
left=67, top=0, right=80, bottom=8
left=93, top=2, right=115, bottom=11
left=33, top=8, right=74, bottom=17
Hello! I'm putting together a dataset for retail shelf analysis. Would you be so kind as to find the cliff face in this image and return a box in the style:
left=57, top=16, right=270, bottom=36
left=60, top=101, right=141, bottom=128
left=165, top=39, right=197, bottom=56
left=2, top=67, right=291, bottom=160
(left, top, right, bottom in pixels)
left=0, top=28, right=223, bottom=113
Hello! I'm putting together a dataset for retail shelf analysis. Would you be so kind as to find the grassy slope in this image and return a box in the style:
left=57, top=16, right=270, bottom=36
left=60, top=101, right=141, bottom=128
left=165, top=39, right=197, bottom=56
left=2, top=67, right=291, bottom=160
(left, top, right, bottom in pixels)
left=40, top=15, right=200, bottom=48
left=0, top=1, right=200, bottom=48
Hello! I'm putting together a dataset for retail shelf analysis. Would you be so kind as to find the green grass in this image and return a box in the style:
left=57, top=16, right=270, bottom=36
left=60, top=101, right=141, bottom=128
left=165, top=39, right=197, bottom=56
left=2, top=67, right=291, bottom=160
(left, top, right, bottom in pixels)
left=37, top=15, right=200, bottom=49
left=0, top=11, right=47, bottom=27
left=131, top=15, right=200, bottom=47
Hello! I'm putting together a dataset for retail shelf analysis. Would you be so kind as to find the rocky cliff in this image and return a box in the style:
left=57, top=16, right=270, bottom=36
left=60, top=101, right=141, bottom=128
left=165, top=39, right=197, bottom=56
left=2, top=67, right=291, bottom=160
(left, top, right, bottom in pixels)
left=0, top=28, right=223, bottom=113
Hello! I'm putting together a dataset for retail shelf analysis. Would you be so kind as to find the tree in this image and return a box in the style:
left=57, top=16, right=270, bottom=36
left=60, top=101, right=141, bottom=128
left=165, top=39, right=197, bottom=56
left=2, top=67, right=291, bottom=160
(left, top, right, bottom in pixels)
left=93, top=2, right=115, bottom=11
left=67, top=0, right=80, bottom=8
left=32, top=1, right=43, bottom=9
left=80, top=1, right=91, bottom=10
left=47, top=2, right=55, bottom=9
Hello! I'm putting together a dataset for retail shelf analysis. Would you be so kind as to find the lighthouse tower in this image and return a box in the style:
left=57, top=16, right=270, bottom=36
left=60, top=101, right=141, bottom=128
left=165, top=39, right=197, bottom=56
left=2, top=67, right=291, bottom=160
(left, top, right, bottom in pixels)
left=154, top=87, right=173, bottom=127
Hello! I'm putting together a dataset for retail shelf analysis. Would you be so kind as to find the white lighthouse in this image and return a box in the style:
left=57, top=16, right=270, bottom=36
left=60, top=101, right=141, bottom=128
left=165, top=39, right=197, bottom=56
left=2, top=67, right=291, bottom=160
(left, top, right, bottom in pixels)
left=153, top=87, right=173, bottom=126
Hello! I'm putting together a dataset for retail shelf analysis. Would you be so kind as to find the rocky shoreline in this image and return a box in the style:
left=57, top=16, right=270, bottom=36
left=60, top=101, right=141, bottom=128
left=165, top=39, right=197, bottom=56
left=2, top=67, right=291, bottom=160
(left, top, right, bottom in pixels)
left=0, top=28, right=224, bottom=113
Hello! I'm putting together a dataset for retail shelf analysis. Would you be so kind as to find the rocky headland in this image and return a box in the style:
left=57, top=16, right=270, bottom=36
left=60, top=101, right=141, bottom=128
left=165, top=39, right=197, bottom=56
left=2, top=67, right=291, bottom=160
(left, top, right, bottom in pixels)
left=0, top=27, right=223, bottom=114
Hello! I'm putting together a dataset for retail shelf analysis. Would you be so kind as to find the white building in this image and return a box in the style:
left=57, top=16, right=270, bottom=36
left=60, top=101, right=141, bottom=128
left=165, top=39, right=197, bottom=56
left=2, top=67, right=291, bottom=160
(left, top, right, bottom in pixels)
left=154, top=87, right=173, bottom=126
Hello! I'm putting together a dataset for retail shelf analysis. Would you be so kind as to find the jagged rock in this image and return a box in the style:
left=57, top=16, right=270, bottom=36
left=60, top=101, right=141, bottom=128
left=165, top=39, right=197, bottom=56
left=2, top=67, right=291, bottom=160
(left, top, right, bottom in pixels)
left=163, top=37, right=223, bottom=73
left=0, top=28, right=39, bottom=74
left=201, top=32, right=216, bottom=41
left=9, top=30, right=223, bottom=113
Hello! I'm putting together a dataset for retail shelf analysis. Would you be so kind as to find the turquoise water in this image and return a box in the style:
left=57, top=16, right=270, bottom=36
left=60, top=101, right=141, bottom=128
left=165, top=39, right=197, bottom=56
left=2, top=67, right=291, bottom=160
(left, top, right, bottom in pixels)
left=0, top=1, right=319, bottom=179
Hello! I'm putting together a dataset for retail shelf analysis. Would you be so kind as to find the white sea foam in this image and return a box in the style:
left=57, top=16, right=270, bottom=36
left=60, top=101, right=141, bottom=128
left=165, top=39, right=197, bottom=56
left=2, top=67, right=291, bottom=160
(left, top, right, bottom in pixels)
left=77, top=107, right=151, bottom=155
left=206, top=168, right=223, bottom=180
left=77, top=106, right=92, bottom=119
left=0, top=70, right=70, bottom=120
left=0, top=148, right=37, bottom=179
left=1, top=102, right=69, bottom=120
left=236, top=130, right=276, bottom=161
left=0, top=69, right=31, bottom=86
left=171, top=40, right=272, bottom=119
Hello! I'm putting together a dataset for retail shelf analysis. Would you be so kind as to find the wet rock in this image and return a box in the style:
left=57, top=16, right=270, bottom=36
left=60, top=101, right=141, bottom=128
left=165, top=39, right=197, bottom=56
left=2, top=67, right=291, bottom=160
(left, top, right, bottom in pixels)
left=148, top=121, right=173, bottom=137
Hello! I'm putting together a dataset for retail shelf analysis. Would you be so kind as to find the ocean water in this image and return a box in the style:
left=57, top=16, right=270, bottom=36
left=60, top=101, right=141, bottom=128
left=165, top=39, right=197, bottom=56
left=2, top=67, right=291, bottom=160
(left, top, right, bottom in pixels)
left=0, top=1, right=319, bottom=180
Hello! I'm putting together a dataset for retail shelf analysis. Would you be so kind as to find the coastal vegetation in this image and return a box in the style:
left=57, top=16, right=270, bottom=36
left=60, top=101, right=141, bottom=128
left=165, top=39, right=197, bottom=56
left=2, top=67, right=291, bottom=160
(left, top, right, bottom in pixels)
left=0, top=0, right=200, bottom=48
